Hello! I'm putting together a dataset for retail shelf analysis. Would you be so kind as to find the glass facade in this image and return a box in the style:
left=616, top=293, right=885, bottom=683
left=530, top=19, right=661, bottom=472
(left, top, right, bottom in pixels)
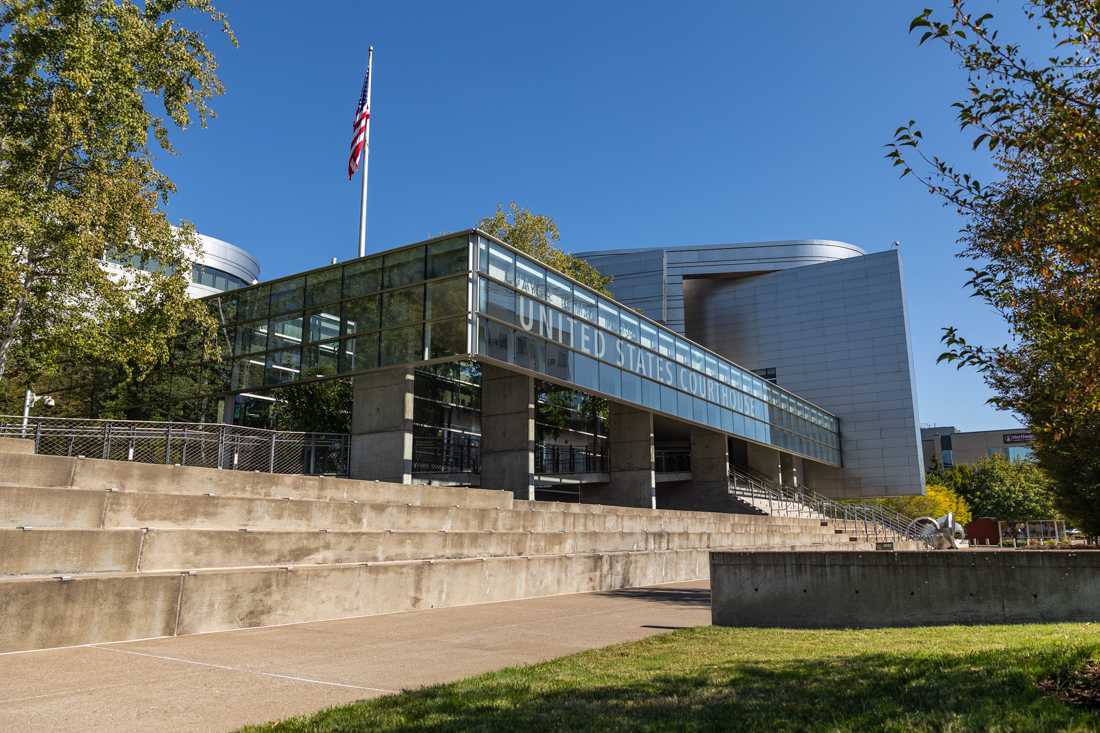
left=206, top=235, right=472, bottom=392
left=472, top=235, right=841, bottom=466
left=201, top=229, right=841, bottom=467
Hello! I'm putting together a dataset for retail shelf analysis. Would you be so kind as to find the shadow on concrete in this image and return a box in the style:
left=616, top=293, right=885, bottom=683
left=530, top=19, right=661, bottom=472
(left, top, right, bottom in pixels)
left=597, top=586, right=711, bottom=608
left=263, top=641, right=1100, bottom=732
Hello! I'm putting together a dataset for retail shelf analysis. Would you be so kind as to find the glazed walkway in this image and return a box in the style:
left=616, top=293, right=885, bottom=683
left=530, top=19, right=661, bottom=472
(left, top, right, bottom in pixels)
left=0, top=580, right=710, bottom=732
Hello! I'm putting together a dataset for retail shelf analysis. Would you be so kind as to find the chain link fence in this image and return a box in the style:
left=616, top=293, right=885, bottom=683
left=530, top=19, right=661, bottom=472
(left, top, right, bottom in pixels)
left=2, top=416, right=349, bottom=476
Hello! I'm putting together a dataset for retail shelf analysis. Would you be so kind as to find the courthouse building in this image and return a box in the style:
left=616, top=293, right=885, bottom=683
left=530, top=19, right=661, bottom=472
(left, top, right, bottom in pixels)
left=195, top=229, right=925, bottom=506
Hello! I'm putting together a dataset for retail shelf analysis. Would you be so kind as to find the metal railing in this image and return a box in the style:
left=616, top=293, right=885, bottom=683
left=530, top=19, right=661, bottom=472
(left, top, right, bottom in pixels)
left=2, top=416, right=349, bottom=476
left=412, top=434, right=480, bottom=474
left=654, top=449, right=691, bottom=473
left=728, top=466, right=935, bottom=547
left=536, top=444, right=607, bottom=474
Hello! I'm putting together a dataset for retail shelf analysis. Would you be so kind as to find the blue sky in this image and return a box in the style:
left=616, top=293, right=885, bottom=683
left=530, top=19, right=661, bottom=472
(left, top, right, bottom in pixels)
left=160, top=0, right=1025, bottom=431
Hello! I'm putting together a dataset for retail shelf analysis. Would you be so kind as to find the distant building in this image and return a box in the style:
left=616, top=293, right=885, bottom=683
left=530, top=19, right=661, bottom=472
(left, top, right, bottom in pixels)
left=577, top=239, right=924, bottom=498
left=921, top=426, right=1035, bottom=469
left=103, top=233, right=261, bottom=298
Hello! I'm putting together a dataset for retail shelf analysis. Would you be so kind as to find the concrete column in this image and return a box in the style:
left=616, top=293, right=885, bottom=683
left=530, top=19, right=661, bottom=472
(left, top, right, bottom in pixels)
left=691, top=428, right=730, bottom=495
left=779, top=453, right=801, bottom=488
left=580, top=402, right=655, bottom=509
left=349, top=368, right=415, bottom=483
left=480, top=364, right=535, bottom=500
left=746, top=443, right=782, bottom=485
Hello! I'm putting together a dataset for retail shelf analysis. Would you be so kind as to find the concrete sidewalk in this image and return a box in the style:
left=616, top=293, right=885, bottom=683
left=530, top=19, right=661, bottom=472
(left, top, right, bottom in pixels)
left=0, top=580, right=710, bottom=732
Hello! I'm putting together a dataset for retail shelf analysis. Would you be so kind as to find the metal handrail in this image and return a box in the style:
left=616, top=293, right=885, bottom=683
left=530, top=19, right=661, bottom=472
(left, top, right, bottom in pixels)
left=728, top=466, right=935, bottom=547
left=1, top=416, right=349, bottom=476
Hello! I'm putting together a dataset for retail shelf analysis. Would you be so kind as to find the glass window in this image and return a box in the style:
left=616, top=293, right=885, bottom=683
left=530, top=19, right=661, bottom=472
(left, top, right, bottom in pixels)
left=211, top=294, right=238, bottom=324
left=478, top=319, right=510, bottom=361
left=619, top=312, right=639, bottom=343
left=546, top=274, right=571, bottom=311
left=269, top=315, right=303, bottom=349
left=303, top=339, right=339, bottom=378
left=481, top=279, right=515, bottom=324
left=426, top=276, right=467, bottom=320
left=235, top=321, right=268, bottom=354
left=705, top=355, right=718, bottom=378
left=722, top=408, right=734, bottom=434
left=708, top=402, right=721, bottom=429
left=427, top=236, right=469, bottom=279
left=597, top=300, right=618, bottom=332
left=266, top=348, right=301, bottom=384
left=693, top=397, right=707, bottom=424
left=599, top=362, right=621, bottom=397
left=515, top=258, right=546, bottom=299
left=621, top=371, right=641, bottom=404
left=343, top=256, right=382, bottom=298
left=383, top=246, right=425, bottom=290
left=690, top=347, right=705, bottom=373
left=305, top=309, right=340, bottom=343
left=477, top=238, right=488, bottom=274
left=573, top=288, right=597, bottom=322
left=544, top=342, right=572, bottom=381
left=235, top=356, right=267, bottom=389
left=574, top=354, right=599, bottom=391
left=513, top=330, right=544, bottom=372
left=1008, top=446, right=1034, bottom=462
left=382, top=286, right=425, bottom=327
left=428, top=317, right=467, bottom=359
left=306, top=268, right=342, bottom=307
left=639, top=322, right=658, bottom=351
left=237, top=285, right=270, bottom=322
left=677, top=390, right=694, bottom=420
left=338, top=334, right=377, bottom=373
left=660, top=384, right=678, bottom=415
left=574, top=320, right=599, bottom=357
left=642, top=378, right=661, bottom=410
left=380, top=324, right=423, bottom=365
left=487, top=244, right=514, bottom=284
left=269, top=277, right=305, bottom=316
left=658, top=332, right=675, bottom=358
left=342, top=295, right=379, bottom=336
left=675, top=339, right=690, bottom=365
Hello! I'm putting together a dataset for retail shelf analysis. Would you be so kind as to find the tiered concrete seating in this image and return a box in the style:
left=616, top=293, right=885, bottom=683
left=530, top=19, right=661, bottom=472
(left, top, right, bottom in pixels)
left=0, top=444, right=908, bottom=652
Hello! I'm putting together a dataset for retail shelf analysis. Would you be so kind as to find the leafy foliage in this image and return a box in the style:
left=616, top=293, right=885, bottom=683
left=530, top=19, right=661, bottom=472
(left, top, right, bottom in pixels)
left=868, top=479, right=972, bottom=524
left=478, top=202, right=613, bottom=295
left=0, top=0, right=234, bottom=394
left=269, top=379, right=352, bottom=434
left=945, top=455, right=1059, bottom=521
left=887, top=1, right=1100, bottom=533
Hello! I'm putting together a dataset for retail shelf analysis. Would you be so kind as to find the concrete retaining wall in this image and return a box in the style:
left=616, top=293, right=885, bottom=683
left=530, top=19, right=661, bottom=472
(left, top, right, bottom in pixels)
left=710, top=550, right=1100, bottom=628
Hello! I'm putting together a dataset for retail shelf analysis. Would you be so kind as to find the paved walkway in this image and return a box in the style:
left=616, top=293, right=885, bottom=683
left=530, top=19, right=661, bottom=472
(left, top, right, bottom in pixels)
left=0, top=581, right=710, bottom=732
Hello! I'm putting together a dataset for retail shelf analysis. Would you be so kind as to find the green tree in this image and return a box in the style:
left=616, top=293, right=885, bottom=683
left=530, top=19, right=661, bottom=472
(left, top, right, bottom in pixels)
left=478, top=202, right=613, bottom=295
left=952, top=456, right=1058, bottom=521
left=887, top=1, right=1100, bottom=533
left=0, top=1, right=234, bottom=396
left=269, top=380, right=352, bottom=434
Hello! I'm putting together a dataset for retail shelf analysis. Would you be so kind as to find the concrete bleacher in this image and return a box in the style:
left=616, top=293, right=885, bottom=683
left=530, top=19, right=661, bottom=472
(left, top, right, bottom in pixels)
left=0, top=442, right=910, bottom=652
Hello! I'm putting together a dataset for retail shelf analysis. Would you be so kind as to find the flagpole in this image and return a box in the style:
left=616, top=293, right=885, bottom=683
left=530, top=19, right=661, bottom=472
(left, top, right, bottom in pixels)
left=356, top=46, right=373, bottom=258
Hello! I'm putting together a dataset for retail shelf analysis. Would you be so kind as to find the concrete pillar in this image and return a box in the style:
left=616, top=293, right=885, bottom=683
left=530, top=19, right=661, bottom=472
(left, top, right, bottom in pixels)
left=691, top=428, right=730, bottom=495
left=746, top=443, right=782, bottom=485
left=580, top=402, right=655, bottom=509
left=350, top=368, right=415, bottom=483
left=779, top=453, right=801, bottom=488
left=480, top=364, right=535, bottom=500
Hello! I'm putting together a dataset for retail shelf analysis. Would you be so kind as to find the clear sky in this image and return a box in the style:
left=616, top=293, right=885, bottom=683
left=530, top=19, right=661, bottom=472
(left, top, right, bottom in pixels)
left=159, top=0, right=1025, bottom=432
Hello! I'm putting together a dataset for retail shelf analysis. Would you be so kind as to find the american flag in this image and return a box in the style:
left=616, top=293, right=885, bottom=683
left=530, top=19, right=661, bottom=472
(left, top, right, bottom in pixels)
left=347, top=69, right=370, bottom=180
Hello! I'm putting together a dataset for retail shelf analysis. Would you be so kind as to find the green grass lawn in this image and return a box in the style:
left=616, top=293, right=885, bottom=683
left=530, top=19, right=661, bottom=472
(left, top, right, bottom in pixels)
left=241, top=624, right=1100, bottom=732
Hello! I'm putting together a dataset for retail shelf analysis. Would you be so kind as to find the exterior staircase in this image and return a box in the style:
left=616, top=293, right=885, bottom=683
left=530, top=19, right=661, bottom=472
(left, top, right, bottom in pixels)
left=0, top=440, right=918, bottom=653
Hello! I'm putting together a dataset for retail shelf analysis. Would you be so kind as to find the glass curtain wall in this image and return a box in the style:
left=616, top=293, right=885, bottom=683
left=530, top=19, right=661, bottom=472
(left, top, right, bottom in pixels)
left=473, top=235, right=842, bottom=466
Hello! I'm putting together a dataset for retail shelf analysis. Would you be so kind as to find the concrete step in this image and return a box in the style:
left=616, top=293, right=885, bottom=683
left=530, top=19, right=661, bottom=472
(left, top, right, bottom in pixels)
left=0, top=452, right=512, bottom=509
left=0, top=485, right=855, bottom=536
left=0, top=437, right=34, bottom=455
left=0, top=527, right=867, bottom=576
left=0, top=542, right=885, bottom=653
